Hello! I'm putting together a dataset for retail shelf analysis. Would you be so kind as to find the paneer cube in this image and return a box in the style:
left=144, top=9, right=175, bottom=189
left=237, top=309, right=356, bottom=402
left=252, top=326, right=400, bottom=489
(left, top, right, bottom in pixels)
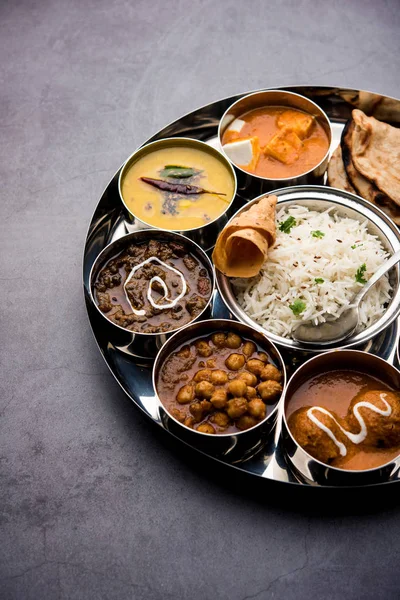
left=223, top=137, right=260, bottom=169
left=277, top=110, right=315, bottom=139
left=264, top=131, right=303, bottom=165
left=227, top=118, right=246, bottom=134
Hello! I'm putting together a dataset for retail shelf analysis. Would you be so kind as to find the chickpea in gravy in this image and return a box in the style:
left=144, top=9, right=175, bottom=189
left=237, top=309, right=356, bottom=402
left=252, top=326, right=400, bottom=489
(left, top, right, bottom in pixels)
left=156, top=332, right=283, bottom=434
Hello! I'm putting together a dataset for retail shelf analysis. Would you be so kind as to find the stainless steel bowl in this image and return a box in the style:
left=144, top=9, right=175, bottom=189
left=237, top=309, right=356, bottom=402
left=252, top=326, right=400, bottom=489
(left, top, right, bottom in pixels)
left=218, top=90, right=332, bottom=198
left=118, top=137, right=237, bottom=250
left=89, top=229, right=215, bottom=358
left=281, top=350, right=400, bottom=486
left=216, top=185, right=400, bottom=353
left=152, top=319, right=287, bottom=463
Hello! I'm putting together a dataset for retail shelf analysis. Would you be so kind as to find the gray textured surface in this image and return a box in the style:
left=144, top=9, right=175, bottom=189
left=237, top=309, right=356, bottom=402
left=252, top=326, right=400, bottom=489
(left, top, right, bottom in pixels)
left=1, top=0, right=400, bottom=598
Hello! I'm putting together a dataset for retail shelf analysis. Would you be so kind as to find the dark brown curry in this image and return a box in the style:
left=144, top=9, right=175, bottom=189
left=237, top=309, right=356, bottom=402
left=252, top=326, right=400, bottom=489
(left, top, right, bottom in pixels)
left=94, top=239, right=212, bottom=333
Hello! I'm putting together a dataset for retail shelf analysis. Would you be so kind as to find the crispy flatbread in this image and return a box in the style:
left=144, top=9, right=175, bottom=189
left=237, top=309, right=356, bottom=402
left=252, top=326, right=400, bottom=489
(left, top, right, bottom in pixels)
left=351, top=109, right=400, bottom=205
left=327, top=145, right=356, bottom=194
left=341, top=119, right=400, bottom=225
left=212, top=195, right=277, bottom=278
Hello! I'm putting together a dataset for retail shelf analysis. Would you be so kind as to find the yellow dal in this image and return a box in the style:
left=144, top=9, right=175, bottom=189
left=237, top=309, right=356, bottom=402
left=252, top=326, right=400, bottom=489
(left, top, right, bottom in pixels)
left=121, top=146, right=235, bottom=230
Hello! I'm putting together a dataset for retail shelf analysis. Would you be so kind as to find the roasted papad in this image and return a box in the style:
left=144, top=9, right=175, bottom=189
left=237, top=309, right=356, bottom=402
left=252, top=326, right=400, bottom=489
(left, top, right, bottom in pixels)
left=341, top=119, right=400, bottom=225
left=212, top=195, right=277, bottom=278
left=351, top=109, right=400, bottom=205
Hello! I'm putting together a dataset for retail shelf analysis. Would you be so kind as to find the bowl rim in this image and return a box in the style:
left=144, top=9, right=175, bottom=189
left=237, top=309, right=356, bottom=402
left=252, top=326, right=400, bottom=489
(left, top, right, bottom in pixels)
left=152, top=317, right=287, bottom=437
left=217, top=89, right=333, bottom=182
left=215, top=185, right=400, bottom=352
left=282, top=349, right=400, bottom=474
left=89, top=229, right=216, bottom=337
left=117, top=136, right=238, bottom=233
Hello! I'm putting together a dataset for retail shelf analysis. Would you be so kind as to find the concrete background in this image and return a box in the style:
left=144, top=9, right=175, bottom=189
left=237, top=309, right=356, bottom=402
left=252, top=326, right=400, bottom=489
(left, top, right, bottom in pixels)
left=1, top=0, right=400, bottom=598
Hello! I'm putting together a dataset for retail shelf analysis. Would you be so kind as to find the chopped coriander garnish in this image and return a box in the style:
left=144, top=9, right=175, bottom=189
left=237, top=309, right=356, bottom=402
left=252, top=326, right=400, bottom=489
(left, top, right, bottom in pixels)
left=351, top=243, right=363, bottom=249
left=279, top=216, right=297, bottom=234
left=315, top=278, right=324, bottom=284
left=355, top=263, right=367, bottom=284
left=289, top=298, right=307, bottom=316
left=311, top=230, right=325, bottom=239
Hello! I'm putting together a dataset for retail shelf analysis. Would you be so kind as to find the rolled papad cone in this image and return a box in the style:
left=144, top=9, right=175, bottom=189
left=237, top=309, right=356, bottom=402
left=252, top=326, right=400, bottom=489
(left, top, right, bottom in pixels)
left=212, top=195, right=277, bottom=278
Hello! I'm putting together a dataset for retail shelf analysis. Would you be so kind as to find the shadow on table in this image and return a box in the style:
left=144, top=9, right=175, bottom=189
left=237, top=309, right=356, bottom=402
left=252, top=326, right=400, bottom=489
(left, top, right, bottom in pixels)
left=159, top=427, right=399, bottom=516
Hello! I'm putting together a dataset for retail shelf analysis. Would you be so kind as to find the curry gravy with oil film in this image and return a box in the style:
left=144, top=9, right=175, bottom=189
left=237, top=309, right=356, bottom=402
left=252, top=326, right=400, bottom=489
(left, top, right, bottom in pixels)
left=222, top=106, right=329, bottom=178
left=157, top=332, right=283, bottom=435
left=94, top=239, right=212, bottom=334
left=287, top=370, right=400, bottom=471
left=121, top=145, right=235, bottom=231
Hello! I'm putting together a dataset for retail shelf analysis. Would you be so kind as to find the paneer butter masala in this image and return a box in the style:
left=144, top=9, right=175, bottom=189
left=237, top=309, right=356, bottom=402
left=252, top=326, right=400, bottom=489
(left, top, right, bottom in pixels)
left=222, top=106, right=329, bottom=178
left=157, top=332, right=283, bottom=434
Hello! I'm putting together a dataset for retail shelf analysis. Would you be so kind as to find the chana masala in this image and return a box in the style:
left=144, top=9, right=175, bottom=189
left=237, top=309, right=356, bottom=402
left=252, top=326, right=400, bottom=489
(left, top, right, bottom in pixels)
left=156, top=331, right=283, bottom=434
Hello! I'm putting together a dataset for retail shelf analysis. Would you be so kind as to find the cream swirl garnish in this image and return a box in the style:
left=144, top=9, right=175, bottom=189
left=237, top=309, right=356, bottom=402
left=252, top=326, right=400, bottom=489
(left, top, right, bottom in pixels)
left=307, top=393, right=392, bottom=457
left=124, top=257, right=187, bottom=316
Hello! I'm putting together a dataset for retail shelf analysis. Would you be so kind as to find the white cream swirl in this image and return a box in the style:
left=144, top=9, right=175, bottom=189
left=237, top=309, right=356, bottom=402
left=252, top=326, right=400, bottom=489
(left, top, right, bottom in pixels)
left=123, top=257, right=187, bottom=316
left=307, top=393, right=392, bottom=457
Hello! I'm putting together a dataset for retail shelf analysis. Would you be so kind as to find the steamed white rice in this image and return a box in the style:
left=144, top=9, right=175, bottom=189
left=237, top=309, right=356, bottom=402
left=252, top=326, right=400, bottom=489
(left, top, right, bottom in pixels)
left=233, top=204, right=392, bottom=338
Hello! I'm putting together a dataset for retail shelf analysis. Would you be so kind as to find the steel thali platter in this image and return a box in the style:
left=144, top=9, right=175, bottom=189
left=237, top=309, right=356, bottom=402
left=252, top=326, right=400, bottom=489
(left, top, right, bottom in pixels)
left=83, top=86, right=400, bottom=490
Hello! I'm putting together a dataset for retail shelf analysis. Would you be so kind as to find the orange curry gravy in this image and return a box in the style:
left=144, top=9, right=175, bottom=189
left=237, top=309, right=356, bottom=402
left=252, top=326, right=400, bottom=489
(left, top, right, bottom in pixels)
left=222, top=106, right=329, bottom=178
left=286, top=370, right=400, bottom=471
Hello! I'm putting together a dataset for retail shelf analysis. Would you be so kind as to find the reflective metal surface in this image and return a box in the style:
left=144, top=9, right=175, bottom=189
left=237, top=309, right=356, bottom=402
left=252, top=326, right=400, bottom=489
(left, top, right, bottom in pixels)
left=83, top=85, right=400, bottom=489
left=216, top=186, right=400, bottom=352
left=218, top=90, right=332, bottom=197
left=282, top=350, right=400, bottom=486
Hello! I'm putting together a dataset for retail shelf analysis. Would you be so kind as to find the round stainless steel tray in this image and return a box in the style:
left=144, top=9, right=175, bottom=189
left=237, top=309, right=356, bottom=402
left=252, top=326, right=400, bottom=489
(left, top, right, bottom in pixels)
left=83, top=85, right=400, bottom=490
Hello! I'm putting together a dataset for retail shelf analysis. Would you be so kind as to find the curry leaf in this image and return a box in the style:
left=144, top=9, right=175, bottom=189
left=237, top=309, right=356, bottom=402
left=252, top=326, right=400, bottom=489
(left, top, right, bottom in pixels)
left=311, top=230, right=325, bottom=238
left=159, top=165, right=201, bottom=178
left=315, top=278, right=324, bottom=284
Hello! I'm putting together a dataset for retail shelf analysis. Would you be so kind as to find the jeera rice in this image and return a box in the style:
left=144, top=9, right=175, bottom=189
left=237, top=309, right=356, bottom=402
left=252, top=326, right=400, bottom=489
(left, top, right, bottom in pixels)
left=233, top=204, right=392, bottom=338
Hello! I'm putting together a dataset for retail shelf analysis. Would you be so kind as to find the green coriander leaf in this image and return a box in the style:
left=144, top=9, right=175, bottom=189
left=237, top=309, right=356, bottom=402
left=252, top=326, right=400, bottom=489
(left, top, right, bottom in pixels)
left=355, top=263, right=367, bottom=284
left=279, top=216, right=297, bottom=234
left=315, top=278, right=324, bottom=284
left=289, top=298, right=307, bottom=316
left=311, top=230, right=325, bottom=239
left=351, top=243, right=363, bottom=249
